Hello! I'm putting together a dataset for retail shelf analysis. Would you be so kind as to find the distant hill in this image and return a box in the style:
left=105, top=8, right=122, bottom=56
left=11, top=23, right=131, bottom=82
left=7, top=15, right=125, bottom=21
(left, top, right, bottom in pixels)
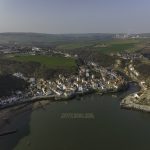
left=0, top=32, right=114, bottom=47
left=140, top=33, right=150, bottom=37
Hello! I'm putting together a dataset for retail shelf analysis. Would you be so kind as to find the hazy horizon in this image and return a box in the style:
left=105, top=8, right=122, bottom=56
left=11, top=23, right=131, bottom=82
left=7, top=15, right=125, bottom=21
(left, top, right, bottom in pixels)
left=0, top=0, right=150, bottom=34
left=0, top=31, right=150, bottom=35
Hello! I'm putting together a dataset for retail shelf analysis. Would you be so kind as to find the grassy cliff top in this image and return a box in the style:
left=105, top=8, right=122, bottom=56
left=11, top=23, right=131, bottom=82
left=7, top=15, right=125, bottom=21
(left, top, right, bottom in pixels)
left=11, top=55, right=77, bottom=69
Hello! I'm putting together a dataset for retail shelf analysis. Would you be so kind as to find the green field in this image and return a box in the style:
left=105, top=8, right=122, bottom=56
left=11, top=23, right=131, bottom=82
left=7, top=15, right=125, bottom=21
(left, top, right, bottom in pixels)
left=93, top=39, right=141, bottom=53
left=56, top=39, right=144, bottom=53
left=12, top=55, right=77, bottom=69
left=0, top=33, right=148, bottom=54
left=56, top=42, right=94, bottom=50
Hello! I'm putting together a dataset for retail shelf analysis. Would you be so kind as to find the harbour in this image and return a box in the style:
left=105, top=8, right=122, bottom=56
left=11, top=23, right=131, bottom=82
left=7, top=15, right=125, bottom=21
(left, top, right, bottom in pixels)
left=1, top=83, right=150, bottom=150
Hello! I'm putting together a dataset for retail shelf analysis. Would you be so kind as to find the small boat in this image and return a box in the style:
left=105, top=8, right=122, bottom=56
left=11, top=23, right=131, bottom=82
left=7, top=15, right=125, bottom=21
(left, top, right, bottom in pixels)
left=112, top=94, right=117, bottom=98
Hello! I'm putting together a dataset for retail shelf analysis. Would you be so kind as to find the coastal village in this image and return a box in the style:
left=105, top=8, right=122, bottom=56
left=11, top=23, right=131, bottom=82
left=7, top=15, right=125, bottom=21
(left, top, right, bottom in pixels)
left=0, top=51, right=127, bottom=109
left=0, top=45, right=149, bottom=113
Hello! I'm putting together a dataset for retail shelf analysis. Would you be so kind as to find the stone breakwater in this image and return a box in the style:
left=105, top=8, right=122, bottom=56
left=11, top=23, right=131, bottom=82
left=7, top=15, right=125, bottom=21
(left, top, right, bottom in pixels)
left=120, top=89, right=150, bottom=113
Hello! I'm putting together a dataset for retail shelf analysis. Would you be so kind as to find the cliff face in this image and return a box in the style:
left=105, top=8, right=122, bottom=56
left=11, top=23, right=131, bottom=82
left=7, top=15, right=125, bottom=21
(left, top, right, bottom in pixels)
left=134, top=62, right=150, bottom=87
left=115, top=58, right=149, bottom=87
left=119, top=59, right=150, bottom=112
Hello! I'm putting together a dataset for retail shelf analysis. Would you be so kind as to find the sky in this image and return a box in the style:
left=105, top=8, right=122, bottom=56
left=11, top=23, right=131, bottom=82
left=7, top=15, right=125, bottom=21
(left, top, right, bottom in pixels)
left=0, top=0, right=150, bottom=34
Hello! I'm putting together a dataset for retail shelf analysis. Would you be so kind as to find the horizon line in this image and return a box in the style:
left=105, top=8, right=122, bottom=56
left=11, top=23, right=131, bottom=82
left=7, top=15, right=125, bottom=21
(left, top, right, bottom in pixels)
left=0, top=31, right=148, bottom=35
